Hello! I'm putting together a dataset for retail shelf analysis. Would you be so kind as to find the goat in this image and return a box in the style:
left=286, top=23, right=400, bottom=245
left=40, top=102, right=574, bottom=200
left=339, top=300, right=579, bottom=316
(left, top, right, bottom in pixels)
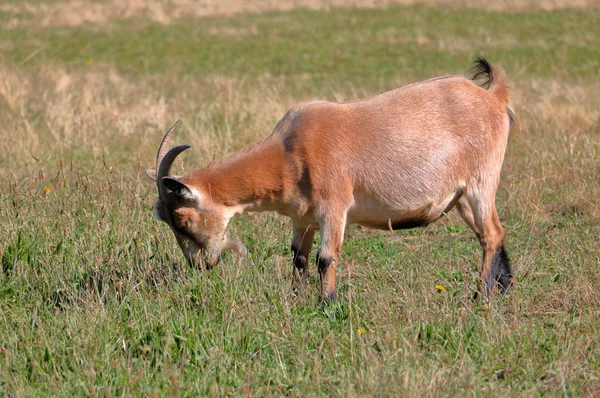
left=146, top=57, right=515, bottom=301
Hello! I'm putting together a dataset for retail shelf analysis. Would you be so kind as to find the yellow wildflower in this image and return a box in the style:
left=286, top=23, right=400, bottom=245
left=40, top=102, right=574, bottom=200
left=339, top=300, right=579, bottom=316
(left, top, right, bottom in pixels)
left=87, top=59, right=93, bottom=65
left=435, top=285, right=446, bottom=292
left=43, top=187, right=51, bottom=194
left=357, top=328, right=366, bottom=335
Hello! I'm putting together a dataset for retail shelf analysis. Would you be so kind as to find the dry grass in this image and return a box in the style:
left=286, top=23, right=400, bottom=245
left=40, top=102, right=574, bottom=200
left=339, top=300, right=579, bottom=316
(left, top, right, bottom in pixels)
left=505, top=79, right=600, bottom=221
left=2, top=64, right=598, bottom=220
left=1, top=0, right=599, bottom=29
left=0, top=65, right=297, bottom=181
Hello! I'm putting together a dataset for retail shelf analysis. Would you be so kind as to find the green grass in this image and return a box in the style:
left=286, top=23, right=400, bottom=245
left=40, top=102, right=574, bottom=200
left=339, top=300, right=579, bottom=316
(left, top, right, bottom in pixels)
left=1, top=3, right=600, bottom=396
left=2, top=7, right=599, bottom=87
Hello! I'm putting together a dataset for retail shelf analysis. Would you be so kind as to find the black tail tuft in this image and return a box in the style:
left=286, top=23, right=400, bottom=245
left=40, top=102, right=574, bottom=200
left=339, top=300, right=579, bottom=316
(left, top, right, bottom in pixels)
left=490, top=245, right=515, bottom=294
left=471, top=56, right=493, bottom=88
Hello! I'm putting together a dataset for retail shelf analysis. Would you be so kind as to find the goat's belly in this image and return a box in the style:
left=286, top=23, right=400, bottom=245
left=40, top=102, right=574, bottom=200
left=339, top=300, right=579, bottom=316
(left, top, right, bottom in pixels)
left=348, top=189, right=462, bottom=230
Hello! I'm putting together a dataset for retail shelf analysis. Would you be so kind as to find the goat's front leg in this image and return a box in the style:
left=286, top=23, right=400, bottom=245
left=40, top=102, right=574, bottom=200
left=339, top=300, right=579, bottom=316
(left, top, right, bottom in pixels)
left=291, top=224, right=316, bottom=290
left=316, top=212, right=346, bottom=302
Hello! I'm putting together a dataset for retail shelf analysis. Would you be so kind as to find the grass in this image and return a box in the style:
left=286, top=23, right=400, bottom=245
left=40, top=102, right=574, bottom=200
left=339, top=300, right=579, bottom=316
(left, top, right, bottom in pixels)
left=1, top=1, right=600, bottom=396
left=2, top=7, right=599, bottom=84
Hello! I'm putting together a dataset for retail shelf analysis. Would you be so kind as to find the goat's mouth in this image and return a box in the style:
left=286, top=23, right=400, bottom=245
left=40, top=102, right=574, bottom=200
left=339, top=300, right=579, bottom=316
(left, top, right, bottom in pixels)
left=201, top=246, right=222, bottom=270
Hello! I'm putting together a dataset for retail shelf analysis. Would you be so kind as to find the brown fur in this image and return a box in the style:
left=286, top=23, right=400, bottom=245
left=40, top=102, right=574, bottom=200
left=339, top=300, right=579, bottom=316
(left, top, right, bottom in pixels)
left=147, top=58, right=515, bottom=301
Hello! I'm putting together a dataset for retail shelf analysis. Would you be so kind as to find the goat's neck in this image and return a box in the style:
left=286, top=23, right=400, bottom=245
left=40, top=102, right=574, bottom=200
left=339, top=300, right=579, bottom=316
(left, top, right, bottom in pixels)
left=192, top=140, right=295, bottom=213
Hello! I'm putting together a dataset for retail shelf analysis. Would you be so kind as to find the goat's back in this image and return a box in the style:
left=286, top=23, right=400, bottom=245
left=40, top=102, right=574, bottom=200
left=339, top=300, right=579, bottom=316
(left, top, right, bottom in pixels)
left=275, top=75, right=510, bottom=208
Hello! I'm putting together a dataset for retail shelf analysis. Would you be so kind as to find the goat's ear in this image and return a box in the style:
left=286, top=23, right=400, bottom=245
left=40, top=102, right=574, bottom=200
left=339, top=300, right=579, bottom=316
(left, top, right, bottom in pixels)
left=145, top=169, right=157, bottom=181
left=163, top=177, right=201, bottom=201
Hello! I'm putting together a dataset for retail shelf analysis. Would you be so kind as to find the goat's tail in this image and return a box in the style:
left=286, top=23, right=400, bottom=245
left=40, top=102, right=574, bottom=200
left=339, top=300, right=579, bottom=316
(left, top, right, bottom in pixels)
left=471, top=57, right=510, bottom=106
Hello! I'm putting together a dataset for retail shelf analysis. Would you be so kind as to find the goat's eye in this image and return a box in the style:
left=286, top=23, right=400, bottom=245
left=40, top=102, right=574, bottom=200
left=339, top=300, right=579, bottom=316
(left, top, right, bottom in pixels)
left=171, top=213, right=188, bottom=230
left=177, top=220, right=188, bottom=230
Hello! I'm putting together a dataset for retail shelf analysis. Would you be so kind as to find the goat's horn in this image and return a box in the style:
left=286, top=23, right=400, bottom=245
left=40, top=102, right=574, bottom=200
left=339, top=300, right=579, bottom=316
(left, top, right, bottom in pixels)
left=157, top=145, right=190, bottom=201
left=155, top=120, right=181, bottom=171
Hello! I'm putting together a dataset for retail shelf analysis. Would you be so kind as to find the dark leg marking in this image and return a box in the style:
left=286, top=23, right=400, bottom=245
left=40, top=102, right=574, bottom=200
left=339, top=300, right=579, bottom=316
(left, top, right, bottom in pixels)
left=490, top=244, right=515, bottom=294
left=316, top=250, right=333, bottom=273
left=316, top=250, right=337, bottom=301
left=291, top=245, right=310, bottom=296
left=291, top=245, right=307, bottom=271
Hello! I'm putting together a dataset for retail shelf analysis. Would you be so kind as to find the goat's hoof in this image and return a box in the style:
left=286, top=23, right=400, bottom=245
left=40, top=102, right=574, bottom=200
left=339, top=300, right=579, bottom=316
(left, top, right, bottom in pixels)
left=292, top=284, right=306, bottom=297
left=499, top=277, right=516, bottom=295
left=325, top=291, right=337, bottom=302
left=472, top=289, right=491, bottom=304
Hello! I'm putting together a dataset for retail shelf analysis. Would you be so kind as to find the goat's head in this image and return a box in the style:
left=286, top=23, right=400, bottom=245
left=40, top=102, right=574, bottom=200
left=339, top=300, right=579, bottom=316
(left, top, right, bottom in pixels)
left=145, top=121, right=246, bottom=269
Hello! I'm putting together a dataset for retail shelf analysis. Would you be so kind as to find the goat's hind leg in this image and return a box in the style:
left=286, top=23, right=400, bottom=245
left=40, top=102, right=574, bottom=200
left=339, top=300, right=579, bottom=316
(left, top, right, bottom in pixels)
left=456, top=196, right=515, bottom=298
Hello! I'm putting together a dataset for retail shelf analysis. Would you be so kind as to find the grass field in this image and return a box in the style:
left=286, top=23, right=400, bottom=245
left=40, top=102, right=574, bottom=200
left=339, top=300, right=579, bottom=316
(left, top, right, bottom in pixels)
left=1, top=0, right=599, bottom=396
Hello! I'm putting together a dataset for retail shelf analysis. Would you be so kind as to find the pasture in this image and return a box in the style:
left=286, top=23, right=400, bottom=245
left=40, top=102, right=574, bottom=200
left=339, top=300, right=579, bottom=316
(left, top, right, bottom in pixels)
left=1, top=0, right=599, bottom=395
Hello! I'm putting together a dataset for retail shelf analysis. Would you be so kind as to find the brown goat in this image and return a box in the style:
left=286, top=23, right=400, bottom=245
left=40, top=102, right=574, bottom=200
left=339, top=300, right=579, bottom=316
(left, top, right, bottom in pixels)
left=146, top=58, right=515, bottom=301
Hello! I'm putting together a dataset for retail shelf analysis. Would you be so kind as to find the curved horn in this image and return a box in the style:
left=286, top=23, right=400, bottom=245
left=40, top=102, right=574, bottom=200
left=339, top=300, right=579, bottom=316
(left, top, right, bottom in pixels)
left=157, top=145, right=190, bottom=201
left=155, top=120, right=181, bottom=171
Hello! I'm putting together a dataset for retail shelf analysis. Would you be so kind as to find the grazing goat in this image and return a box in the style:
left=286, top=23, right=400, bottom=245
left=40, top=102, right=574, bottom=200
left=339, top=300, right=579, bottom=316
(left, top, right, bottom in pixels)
left=146, top=57, right=515, bottom=301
